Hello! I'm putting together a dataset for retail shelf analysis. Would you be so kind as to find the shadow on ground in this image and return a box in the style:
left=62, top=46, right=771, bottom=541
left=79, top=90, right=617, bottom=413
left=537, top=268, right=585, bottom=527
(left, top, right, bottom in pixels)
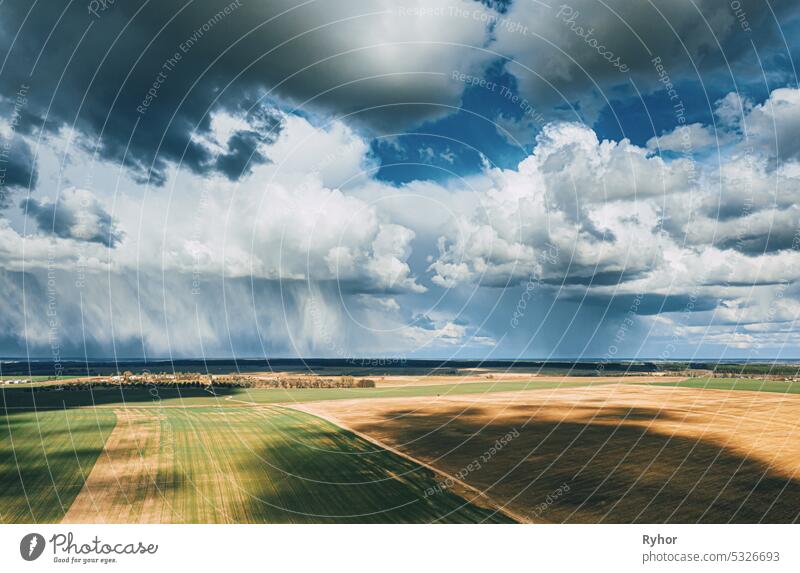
left=1, top=386, right=240, bottom=412
left=363, top=404, right=800, bottom=523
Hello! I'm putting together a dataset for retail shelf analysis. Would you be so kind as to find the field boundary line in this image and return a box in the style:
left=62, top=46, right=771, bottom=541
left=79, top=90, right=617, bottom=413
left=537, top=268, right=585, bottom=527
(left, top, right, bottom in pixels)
left=282, top=404, right=532, bottom=524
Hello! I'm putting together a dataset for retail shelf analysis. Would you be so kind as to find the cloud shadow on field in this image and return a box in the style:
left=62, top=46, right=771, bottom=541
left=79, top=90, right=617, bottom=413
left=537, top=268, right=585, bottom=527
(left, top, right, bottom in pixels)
left=231, top=408, right=512, bottom=524
left=0, top=409, right=116, bottom=523
left=1, top=386, right=241, bottom=413
left=362, top=404, right=800, bottom=523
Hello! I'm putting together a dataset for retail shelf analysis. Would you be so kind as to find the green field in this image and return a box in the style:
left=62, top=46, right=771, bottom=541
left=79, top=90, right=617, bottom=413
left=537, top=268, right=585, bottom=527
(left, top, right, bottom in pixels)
left=233, top=378, right=606, bottom=404
left=645, top=377, right=800, bottom=394
left=0, top=376, right=620, bottom=523
left=1, top=376, right=65, bottom=383
left=0, top=377, right=606, bottom=411
left=76, top=406, right=509, bottom=523
left=0, top=409, right=116, bottom=522
left=0, top=398, right=512, bottom=523
left=5, top=374, right=800, bottom=524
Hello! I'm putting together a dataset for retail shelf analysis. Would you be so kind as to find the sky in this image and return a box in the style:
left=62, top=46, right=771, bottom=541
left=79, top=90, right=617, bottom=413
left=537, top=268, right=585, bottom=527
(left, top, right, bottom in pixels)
left=0, top=0, right=799, bottom=361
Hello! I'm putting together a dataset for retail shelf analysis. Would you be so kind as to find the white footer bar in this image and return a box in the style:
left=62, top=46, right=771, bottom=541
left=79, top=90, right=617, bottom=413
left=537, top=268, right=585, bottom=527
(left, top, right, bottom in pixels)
left=1, top=524, right=797, bottom=572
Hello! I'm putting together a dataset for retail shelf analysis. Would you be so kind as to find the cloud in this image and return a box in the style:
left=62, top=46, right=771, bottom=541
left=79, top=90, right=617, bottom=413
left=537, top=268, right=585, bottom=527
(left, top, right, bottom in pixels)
left=214, top=129, right=270, bottom=180
left=2, top=7, right=800, bottom=361
left=429, top=121, right=691, bottom=287
left=0, top=134, right=37, bottom=206
left=0, top=0, right=496, bottom=184
left=646, top=122, right=720, bottom=153
left=697, top=204, right=800, bottom=255
left=1, top=114, right=423, bottom=297
left=740, top=87, right=800, bottom=163
left=20, top=188, right=123, bottom=247
left=423, top=99, right=800, bottom=355
left=491, top=0, right=796, bottom=121
left=653, top=88, right=800, bottom=256
left=715, top=92, right=752, bottom=129
left=494, top=113, right=540, bottom=146
left=402, top=317, right=496, bottom=347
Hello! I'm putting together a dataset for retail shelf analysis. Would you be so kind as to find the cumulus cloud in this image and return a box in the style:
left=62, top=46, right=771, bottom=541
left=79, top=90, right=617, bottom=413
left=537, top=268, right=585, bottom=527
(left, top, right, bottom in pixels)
left=424, top=97, right=800, bottom=353
left=715, top=92, right=752, bottom=129
left=403, top=319, right=496, bottom=347
left=429, top=122, right=691, bottom=287
left=2, top=115, right=422, bottom=298
left=20, top=188, right=124, bottom=247
left=739, top=88, right=800, bottom=163
left=651, top=87, right=800, bottom=256
left=2, top=4, right=800, bottom=360
left=646, top=123, right=720, bottom=153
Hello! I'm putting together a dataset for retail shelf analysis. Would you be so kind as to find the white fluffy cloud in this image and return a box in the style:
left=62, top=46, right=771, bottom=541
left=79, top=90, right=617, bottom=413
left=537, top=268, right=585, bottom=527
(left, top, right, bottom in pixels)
left=3, top=83, right=800, bottom=357
left=738, top=88, right=800, bottom=162
left=426, top=89, right=800, bottom=347
left=429, top=122, right=692, bottom=287
left=646, top=123, right=720, bottom=152
left=0, top=112, right=460, bottom=356
left=7, top=114, right=424, bottom=296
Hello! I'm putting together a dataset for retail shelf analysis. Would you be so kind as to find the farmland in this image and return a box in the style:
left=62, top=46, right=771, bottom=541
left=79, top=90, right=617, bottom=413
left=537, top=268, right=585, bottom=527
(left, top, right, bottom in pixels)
left=0, top=375, right=619, bottom=410
left=3, top=370, right=799, bottom=523
left=645, top=377, right=800, bottom=395
left=1, top=397, right=511, bottom=523
left=298, top=383, right=800, bottom=523
left=0, top=409, right=115, bottom=522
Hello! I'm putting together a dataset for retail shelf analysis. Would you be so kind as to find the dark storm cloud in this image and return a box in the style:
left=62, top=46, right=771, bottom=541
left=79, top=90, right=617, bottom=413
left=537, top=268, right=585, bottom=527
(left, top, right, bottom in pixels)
left=21, top=189, right=123, bottom=247
left=714, top=227, right=800, bottom=256
left=544, top=269, right=646, bottom=287
left=215, top=129, right=268, bottom=180
left=0, top=0, right=493, bottom=186
left=573, top=292, right=719, bottom=316
left=0, top=1, right=300, bottom=186
left=0, top=135, right=37, bottom=205
left=0, top=268, right=409, bottom=359
left=496, top=0, right=799, bottom=121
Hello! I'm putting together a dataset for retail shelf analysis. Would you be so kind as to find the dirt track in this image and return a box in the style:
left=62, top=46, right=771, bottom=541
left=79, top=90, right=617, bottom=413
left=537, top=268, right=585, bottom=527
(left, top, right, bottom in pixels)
left=63, top=409, right=170, bottom=523
left=296, top=384, right=800, bottom=523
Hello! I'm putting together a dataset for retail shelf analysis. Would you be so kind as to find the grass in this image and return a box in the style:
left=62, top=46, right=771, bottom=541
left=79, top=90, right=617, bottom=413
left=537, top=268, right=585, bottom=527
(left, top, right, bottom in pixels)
left=0, top=408, right=116, bottom=523
left=0, top=378, right=607, bottom=411
left=58, top=406, right=511, bottom=523
left=236, top=378, right=604, bottom=404
left=644, top=377, right=800, bottom=395
left=0, top=376, right=611, bottom=523
left=1, top=376, right=66, bottom=383
left=176, top=407, right=510, bottom=522
left=5, top=374, right=796, bottom=523
left=0, top=375, right=95, bottom=389
left=0, top=383, right=516, bottom=522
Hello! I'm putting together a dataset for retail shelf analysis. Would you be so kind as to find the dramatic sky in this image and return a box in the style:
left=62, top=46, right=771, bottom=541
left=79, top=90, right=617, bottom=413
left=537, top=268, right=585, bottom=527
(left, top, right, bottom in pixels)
left=1, top=0, right=799, bottom=360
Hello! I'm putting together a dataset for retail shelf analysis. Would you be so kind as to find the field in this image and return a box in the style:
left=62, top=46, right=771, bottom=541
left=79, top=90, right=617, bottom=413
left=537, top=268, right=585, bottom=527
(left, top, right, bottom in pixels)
left=0, top=409, right=116, bottom=522
left=0, top=375, right=95, bottom=387
left=647, top=377, right=800, bottom=394
left=3, top=373, right=799, bottom=523
left=0, top=376, right=617, bottom=410
left=0, top=395, right=511, bottom=523
left=297, top=383, right=800, bottom=523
